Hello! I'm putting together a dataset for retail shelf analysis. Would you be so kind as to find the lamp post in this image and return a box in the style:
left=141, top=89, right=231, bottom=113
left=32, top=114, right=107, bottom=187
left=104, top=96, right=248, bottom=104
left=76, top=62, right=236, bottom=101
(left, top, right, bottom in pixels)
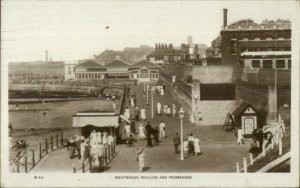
left=151, top=86, right=154, bottom=119
left=146, top=85, right=149, bottom=104
left=179, top=107, right=184, bottom=160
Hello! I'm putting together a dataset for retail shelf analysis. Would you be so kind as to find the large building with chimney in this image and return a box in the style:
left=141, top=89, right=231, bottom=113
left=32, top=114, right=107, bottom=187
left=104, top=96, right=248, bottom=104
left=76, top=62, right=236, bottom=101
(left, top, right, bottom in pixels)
left=220, top=8, right=291, bottom=68
left=191, top=8, right=291, bottom=126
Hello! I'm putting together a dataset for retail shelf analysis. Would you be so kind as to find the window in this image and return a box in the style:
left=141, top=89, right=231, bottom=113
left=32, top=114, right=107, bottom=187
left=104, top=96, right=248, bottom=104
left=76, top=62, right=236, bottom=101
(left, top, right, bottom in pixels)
left=230, top=38, right=238, bottom=54
left=276, top=60, right=286, bottom=68
left=252, top=60, right=260, bottom=68
left=288, top=60, right=291, bottom=68
left=262, top=60, right=273, bottom=68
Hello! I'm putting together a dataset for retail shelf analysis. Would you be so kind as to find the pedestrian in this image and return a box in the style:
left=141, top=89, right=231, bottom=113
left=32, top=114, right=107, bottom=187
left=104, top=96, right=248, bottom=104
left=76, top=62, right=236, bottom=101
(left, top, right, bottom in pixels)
left=160, top=86, right=164, bottom=96
left=96, top=131, right=102, bottom=144
left=80, top=139, right=88, bottom=162
left=194, top=136, right=201, bottom=155
left=167, top=106, right=171, bottom=117
left=153, top=126, right=159, bottom=145
left=258, top=129, right=264, bottom=149
left=125, top=124, right=131, bottom=138
left=138, top=123, right=146, bottom=140
left=102, top=131, right=108, bottom=146
left=163, top=104, right=168, bottom=115
left=91, top=143, right=99, bottom=166
left=107, top=134, right=114, bottom=147
left=68, top=137, right=76, bottom=159
left=172, top=104, right=176, bottom=117
left=236, top=129, right=244, bottom=145
left=140, top=107, right=146, bottom=121
left=74, top=135, right=82, bottom=159
left=159, top=121, right=166, bottom=140
left=124, top=107, right=130, bottom=119
left=97, top=143, right=105, bottom=171
left=157, top=102, right=161, bottom=116
left=188, top=133, right=195, bottom=155
left=135, top=147, right=145, bottom=172
left=130, top=119, right=136, bottom=134
left=145, top=121, right=153, bottom=147
left=135, top=106, right=140, bottom=121
left=130, top=97, right=135, bottom=107
left=90, top=130, right=97, bottom=146
left=173, top=133, right=180, bottom=154
left=183, top=138, right=189, bottom=154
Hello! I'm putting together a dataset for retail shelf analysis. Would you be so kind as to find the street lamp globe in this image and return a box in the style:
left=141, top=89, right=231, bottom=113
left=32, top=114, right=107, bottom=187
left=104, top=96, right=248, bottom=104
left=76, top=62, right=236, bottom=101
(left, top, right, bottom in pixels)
left=179, top=107, right=184, bottom=119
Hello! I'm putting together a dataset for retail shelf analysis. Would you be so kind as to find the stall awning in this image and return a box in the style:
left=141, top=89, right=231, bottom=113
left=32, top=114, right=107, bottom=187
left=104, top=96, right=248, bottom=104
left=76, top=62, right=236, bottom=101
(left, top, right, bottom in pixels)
left=73, top=115, right=119, bottom=128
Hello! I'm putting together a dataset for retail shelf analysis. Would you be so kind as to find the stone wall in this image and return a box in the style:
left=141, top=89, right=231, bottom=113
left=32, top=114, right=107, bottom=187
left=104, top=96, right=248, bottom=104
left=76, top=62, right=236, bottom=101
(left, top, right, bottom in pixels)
left=192, top=66, right=234, bottom=83
left=159, top=76, right=192, bottom=116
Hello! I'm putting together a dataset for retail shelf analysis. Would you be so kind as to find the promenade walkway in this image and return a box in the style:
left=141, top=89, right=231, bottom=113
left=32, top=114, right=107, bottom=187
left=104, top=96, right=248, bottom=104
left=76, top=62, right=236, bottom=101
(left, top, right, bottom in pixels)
left=31, top=83, right=250, bottom=173
left=105, top=84, right=250, bottom=172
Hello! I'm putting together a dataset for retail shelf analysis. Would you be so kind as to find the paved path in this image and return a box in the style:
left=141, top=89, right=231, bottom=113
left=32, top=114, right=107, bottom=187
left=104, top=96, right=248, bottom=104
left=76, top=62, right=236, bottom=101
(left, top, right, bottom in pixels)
left=105, top=84, right=250, bottom=172
left=31, top=147, right=82, bottom=173
left=31, top=84, right=251, bottom=173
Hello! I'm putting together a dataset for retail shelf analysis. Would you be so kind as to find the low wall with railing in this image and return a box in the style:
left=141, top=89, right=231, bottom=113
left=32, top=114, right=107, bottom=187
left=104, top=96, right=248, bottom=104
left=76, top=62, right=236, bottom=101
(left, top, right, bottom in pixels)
left=11, top=131, right=65, bottom=173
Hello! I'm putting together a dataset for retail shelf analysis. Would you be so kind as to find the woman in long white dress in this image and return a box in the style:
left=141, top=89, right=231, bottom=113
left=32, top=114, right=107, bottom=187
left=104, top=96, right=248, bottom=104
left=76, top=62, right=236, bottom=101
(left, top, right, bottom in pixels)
left=135, top=147, right=145, bottom=172
left=102, top=131, right=108, bottom=146
left=156, top=102, right=161, bottom=115
left=160, top=87, right=164, bottom=96
left=124, top=107, right=130, bottom=119
left=183, top=139, right=189, bottom=154
left=138, top=123, right=146, bottom=139
left=194, top=136, right=201, bottom=155
left=130, top=98, right=135, bottom=107
left=140, top=107, right=146, bottom=121
left=90, top=130, right=97, bottom=146
left=95, top=131, right=102, bottom=144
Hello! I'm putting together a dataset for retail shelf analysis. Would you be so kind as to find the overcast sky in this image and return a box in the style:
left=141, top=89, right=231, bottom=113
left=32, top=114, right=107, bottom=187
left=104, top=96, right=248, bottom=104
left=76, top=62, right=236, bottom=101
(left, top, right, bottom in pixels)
left=1, top=0, right=296, bottom=63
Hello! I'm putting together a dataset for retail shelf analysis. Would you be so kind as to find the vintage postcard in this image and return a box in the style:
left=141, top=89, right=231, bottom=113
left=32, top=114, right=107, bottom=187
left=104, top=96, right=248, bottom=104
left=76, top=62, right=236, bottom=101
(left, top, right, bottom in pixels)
left=1, top=0, right=299, bottom=187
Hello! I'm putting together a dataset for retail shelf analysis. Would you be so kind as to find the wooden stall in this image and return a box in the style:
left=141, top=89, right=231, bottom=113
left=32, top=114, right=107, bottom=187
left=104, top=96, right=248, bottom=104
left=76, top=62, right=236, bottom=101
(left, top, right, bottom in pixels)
left=233, top=102, right=259, bottom=137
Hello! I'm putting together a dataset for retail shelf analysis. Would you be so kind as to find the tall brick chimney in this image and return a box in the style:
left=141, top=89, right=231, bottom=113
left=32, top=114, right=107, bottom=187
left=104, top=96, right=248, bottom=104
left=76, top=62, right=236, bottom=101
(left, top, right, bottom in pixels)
left=223, top=8, right=228, bottom=28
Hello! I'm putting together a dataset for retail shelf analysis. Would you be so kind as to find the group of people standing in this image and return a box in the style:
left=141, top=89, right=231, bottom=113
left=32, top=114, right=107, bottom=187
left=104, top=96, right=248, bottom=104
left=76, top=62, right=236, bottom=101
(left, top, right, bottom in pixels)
left=173, top=132, right=202, bottom=157
left=156, top=102, right=177, bottom=117
left=67, top=130, right=115, bottom=170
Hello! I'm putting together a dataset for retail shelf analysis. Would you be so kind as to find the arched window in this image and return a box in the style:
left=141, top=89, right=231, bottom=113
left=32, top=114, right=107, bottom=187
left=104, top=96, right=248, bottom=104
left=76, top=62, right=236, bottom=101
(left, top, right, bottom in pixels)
left=266, top=37, right=272, bottom=40
left=254, top=37, right=260, bottom=41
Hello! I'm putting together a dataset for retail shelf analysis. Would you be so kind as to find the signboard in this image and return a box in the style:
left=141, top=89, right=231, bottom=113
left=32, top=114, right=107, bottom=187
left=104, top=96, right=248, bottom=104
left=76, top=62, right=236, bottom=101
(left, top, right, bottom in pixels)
left=244, top=117, right=254, bottom=135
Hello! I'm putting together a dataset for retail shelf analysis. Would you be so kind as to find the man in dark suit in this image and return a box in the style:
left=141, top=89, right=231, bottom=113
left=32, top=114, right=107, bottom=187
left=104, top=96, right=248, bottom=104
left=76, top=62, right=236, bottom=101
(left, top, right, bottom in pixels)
left=173, top=133, right=180, bottom=154
left=145, top=121, right=153, bottom=147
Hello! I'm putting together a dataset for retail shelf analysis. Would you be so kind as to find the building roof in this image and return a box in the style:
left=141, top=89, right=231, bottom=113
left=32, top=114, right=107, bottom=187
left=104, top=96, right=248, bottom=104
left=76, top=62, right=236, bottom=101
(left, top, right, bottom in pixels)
left=105, top=60, right=129, bottom=68
left=76, top=60, right=103, bottom=68
left=232, top=102, right=258, bottom=117
left=130, top=60, right=161, bottom=69
left=226, top=19, right=291, bottom=30
left=147, top=50, right=171, bottom=58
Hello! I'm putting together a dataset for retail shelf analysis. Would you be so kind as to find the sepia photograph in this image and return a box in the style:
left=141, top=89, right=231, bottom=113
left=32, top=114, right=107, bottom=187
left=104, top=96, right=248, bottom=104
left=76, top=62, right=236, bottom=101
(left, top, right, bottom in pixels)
left=1, top=0, right=299, bottom=187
